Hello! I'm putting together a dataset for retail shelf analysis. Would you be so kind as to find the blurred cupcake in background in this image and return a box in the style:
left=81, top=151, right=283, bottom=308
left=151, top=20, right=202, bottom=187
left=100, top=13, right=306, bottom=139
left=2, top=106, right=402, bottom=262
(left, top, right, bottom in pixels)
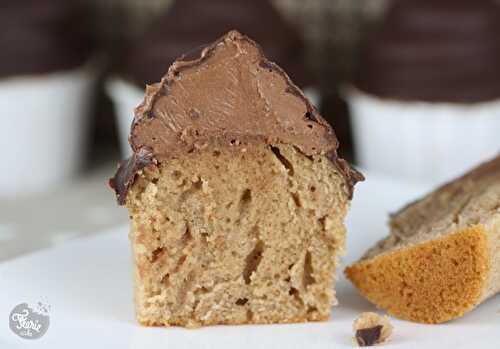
left=346, top=0, right=500, bottom=184
left=0, top=0, right=96, bottom=196
left=107, top=0, right=316, bottom=157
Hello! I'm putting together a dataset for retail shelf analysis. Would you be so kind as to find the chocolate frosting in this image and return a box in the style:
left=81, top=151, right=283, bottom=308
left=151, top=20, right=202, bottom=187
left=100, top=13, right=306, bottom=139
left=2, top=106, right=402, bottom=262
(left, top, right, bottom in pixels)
left=355, top=0, right=500, bottom=103
left=0, top=0, right=93, bottom=78
left=111, top=31, right=362, bottom=205
left=123, top=0, right=313, bottom=88
left=109, top=147, right=155, bottom=205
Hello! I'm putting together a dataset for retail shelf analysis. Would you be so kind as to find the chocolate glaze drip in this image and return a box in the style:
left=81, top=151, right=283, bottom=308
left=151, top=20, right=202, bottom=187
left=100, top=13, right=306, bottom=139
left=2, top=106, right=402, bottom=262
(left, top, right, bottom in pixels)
left=111, top=31, right=362, bottom=205
left=109, top=147, right=154, bottom=205
left=327, top=152, right=364, bottom=199
left=123, top=0, right=313, bottom=88
left=355, top=0, right=500, bottom=103
left=0, top=0, right=93, bottom=78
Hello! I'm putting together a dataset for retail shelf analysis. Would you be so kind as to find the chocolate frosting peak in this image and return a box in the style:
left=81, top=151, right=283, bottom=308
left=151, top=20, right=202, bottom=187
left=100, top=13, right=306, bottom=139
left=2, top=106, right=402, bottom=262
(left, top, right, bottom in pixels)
left=355, top=0, right=500, bottom=103
left=0, top=0, right=93, bottom=78
left=111, top=31, right=362, bottom=205
left=123, top=0, right=312, bottom=88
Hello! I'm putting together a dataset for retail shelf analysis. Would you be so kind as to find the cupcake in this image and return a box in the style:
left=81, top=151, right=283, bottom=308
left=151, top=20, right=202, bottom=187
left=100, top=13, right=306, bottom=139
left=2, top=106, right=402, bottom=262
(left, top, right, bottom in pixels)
left=0, top=0, right=95, bottom=196
left=109, top=30, right=362, bottom=327
left=107, top=0, right=316, bottom=157
left=346, top=0, right=500, bottom=184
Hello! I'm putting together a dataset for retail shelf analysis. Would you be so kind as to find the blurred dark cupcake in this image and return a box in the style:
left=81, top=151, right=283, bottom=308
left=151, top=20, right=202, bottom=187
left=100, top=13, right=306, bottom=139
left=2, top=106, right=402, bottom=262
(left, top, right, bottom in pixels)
left=0, top=0, right=93, bottom=78
left=346, top=0, right=500, bottom=184
left=107, top=0, right=316, bottom=156
left=0, top=0, right=96, bottom=196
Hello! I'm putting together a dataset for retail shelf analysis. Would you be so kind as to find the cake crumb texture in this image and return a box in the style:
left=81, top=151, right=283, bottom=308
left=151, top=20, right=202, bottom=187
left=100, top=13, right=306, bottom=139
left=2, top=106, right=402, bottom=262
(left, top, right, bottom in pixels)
left=126, top=143, right=350, bottom=327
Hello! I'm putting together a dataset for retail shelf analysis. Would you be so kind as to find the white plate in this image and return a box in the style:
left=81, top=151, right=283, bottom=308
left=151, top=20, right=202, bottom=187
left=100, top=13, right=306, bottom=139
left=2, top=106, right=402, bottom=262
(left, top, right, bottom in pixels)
left=1, top=173, right=498, bottom=348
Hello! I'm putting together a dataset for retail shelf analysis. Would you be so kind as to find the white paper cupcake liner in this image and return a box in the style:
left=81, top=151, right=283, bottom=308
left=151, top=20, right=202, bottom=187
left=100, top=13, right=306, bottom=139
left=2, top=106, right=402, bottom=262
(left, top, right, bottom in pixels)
left=0, top=66, right=95, bottom=197
left=346, top=88, right=500, bottom=185
left=107, top=78, right=322, bottom=159
left=106, top=78, right=144, bottom=158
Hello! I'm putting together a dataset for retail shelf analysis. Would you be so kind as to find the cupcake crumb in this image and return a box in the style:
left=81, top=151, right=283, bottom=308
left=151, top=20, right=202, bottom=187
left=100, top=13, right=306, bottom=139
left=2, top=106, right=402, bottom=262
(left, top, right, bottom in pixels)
left=353, top=312, right=392, bottom=347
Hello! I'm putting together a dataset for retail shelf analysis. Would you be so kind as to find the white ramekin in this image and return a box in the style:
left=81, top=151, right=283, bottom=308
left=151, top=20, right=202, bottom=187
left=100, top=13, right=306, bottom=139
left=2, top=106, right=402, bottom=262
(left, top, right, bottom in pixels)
left=107, top=78, right=322, bottom=159
left=346, top=88, right=500, bottom=185
left=0, top=67, right=95, bottom=197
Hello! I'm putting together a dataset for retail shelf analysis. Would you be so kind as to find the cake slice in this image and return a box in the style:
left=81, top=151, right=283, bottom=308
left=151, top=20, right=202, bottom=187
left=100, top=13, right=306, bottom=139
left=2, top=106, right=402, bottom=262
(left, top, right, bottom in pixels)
left=346, top=155, right=500, bottom=324
left=110, top=31, right=362, bottom=327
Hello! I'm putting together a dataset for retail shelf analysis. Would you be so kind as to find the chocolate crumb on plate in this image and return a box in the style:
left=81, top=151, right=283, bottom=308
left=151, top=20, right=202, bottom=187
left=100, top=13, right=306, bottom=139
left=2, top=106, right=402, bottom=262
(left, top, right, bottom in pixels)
left=353, top=312, right=392, bottom=346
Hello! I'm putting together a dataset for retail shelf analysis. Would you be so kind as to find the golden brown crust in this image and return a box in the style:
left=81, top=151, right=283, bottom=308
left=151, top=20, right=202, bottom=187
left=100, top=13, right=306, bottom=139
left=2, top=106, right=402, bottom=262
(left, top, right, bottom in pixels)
left=345, top=226, right=489, bottom=324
